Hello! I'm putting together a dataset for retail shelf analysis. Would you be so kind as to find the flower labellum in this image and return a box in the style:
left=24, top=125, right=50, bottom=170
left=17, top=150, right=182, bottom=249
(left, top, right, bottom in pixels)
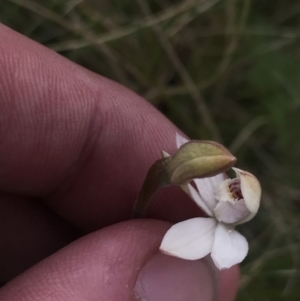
left=214, top=167, right=261, bottom=225
left=159, top=133, right=261, bottom=269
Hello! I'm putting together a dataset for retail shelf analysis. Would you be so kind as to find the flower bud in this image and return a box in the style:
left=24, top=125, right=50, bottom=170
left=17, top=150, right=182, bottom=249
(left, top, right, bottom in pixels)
left=167, top=141, right=236, bottom=185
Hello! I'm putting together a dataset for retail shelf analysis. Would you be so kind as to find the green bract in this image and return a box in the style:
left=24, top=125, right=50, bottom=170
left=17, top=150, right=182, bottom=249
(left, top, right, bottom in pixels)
left=132, top=139, right=236, bottom=218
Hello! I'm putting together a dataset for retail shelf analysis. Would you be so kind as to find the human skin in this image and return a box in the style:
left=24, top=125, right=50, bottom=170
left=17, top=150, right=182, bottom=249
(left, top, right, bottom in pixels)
left=0, top=24, right=239, bottom=301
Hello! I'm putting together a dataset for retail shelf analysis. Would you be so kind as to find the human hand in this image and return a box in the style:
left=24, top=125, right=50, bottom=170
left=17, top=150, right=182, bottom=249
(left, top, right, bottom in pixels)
left=0, top=24, right=238, bottom=301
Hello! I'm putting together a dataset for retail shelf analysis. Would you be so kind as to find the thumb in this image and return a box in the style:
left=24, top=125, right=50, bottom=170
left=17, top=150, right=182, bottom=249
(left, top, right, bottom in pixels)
left=0, top=219, right=234, bottom=301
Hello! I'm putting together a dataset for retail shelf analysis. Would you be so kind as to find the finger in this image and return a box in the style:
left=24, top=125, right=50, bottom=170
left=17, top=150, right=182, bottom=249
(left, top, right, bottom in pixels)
left=0, top=193, right=79, bottom=282
left=0, top=219, right=237, bottom=301
left=217, top=267, right=239, bottom=301
left=0, top=24, right=201, bottom=231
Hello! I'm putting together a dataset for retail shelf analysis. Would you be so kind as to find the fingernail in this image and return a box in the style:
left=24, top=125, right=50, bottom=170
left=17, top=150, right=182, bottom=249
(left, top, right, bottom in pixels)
left=134, top=253, right=218, bottom=301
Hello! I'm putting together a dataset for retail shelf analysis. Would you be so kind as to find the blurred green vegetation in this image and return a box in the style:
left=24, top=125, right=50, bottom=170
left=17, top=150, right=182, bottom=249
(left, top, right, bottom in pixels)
left=1, top=0, right=300, bottom=299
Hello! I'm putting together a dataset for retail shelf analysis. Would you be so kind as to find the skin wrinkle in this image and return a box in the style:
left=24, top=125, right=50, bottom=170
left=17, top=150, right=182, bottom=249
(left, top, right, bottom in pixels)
left=0, top=49, right=97, bottom=196
left=44, top=81, right=144, bottom=229
left=45, top=82, right=181, bottom=231
left=45, top=86, right=102, bottom=204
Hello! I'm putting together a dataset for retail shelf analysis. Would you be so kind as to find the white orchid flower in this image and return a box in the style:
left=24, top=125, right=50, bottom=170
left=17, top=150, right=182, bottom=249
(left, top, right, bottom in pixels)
left=159, top=134, right=261, bottom=269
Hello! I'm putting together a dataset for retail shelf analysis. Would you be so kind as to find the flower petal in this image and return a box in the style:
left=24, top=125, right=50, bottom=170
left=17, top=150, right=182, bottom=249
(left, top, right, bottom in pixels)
left=181, top=183, right=213, bottom=216
left=214, top=199, right=249, bottom=224
left=232, top=167, right=261, bottom=222
left=160, top=218, right=217, bottom=260
left=176, top=132, right=189, bottom=148
left=193, top=173, right=227, bottom=211
left=161, top=150, right=170, bottom=158
left=211, top=223, right=248, bottom=269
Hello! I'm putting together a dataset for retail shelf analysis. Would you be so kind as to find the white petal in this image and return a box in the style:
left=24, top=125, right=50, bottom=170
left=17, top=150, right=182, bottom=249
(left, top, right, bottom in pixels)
left=214, top=199, right=249, bottom=224
left=211, top=223, right=248, bottom=269
left=176, top=132, right=189, bottom=149
left=232, top=167, right=261, bottom=222
left=161, top=150, right=170, bottom=158
left=181, top=183, right=213, bottom=216
left=160, top=218, right=217, bottom=260
left=194, top=173, right=227, bottom=211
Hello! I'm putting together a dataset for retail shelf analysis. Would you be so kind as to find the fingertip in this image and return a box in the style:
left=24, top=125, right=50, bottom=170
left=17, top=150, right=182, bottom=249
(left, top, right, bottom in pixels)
left=0, top=219, right=239, bottom=301
left=0, top=220, right=170, bottom=301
